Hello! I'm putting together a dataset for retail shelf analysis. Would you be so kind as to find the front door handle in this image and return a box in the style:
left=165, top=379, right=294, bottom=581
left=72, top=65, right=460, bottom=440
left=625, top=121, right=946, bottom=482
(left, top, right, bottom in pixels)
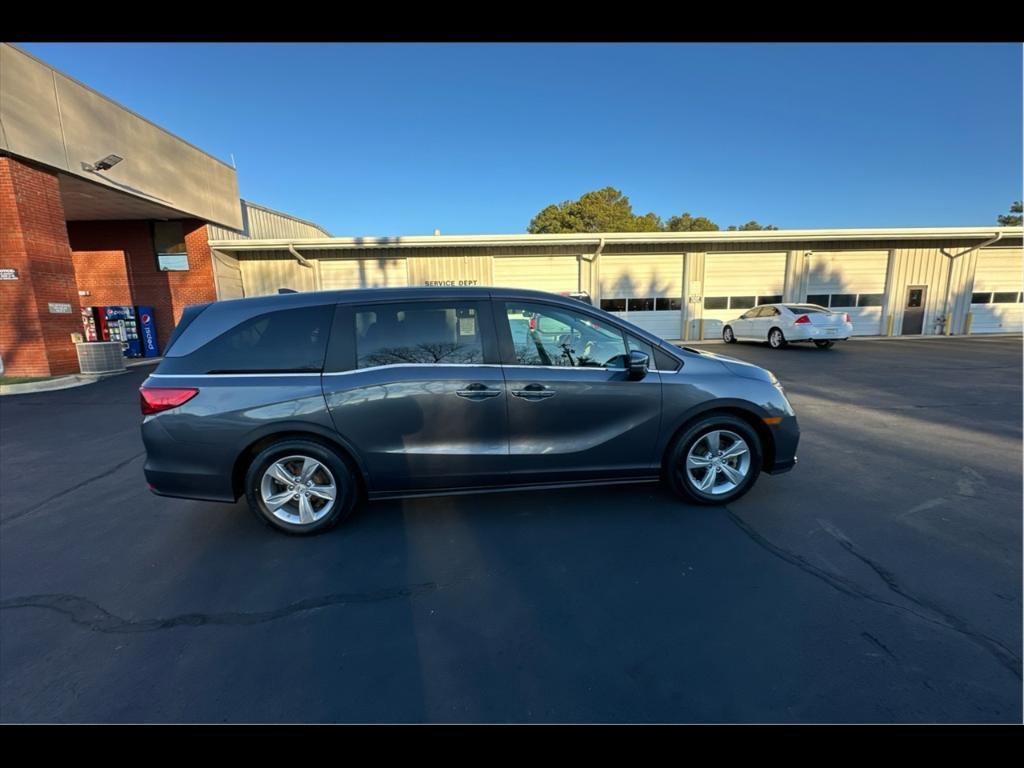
left=456, top=383, right=502, bottom=400
left=511, top=383, right=556, bottom=400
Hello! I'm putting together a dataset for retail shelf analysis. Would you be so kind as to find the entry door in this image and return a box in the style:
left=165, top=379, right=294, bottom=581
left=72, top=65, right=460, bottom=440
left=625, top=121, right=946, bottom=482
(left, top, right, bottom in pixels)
left=496, top=299, right=663, bottom=484
left=902, top=287, right=926, bottom=335
left=321, top=300, right=509, bottom=492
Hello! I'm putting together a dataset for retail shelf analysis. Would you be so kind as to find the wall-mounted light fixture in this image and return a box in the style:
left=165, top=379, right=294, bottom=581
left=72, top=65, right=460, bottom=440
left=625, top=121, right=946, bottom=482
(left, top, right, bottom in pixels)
left=81, top=154, right=123, bottom=173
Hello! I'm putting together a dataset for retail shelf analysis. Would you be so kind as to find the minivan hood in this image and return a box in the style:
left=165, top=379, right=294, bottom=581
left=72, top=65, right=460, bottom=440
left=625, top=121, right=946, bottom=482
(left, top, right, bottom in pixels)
left=680, top=346, right=778, bottom=384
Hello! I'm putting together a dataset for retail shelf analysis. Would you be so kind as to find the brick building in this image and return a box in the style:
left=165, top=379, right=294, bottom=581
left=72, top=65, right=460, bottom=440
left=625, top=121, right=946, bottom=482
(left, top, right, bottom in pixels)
left=0, top=44, right=326, bottom=377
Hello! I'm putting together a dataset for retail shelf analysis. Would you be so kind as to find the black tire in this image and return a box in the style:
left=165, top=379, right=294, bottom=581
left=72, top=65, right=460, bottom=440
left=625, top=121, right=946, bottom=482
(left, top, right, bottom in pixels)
left=664, top=414, right=762, bottom=505
left=244, top=439, right=358, bottom=535
left=768, top=327, right=787, bottom=349
left=723, top=326, right=737, bottom=344
left=813, top=340, right=835, bottom=349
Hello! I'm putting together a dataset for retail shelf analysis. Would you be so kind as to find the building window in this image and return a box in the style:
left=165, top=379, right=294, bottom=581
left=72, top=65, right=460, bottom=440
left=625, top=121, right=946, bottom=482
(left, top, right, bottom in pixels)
left=758, top=295, right=782, bottom=305
left=627, top=297, right=655, bottom=312
left=971, top=292, right=992, bottom=304
left=806, top=294, right=830, bottom=307
left=830, top=294, right=856, bottom=307
left=729, top=296, right=756, bottom=309
left=601, top=298, right=627, bottom=312
left=703, top=297, right=728, bottom=310
left=992, top=292, right=1019, bottom=304
left=655, top=297, right=682, bottom=311
left=154, top=221, right=189, bottom=272
left=856, top=294, right=884, bottom=307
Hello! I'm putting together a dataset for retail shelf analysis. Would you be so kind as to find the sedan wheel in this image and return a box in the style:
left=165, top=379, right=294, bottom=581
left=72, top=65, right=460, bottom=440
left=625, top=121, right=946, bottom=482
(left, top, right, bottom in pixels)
left=723, top=326, right=736, bottom=343
left=768, top=328, right=786, bottom=349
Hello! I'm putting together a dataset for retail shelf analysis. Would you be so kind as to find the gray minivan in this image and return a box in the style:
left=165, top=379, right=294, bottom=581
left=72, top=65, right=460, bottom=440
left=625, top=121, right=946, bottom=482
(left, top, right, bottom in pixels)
left=141, top=287, right=799, bottom=534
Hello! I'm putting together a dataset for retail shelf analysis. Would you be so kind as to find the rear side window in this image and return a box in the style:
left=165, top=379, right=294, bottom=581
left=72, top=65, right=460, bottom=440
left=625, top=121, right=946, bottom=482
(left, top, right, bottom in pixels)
left=354, top=302, right=485, bottom=368
left=160, top=305, right=333, bottom=374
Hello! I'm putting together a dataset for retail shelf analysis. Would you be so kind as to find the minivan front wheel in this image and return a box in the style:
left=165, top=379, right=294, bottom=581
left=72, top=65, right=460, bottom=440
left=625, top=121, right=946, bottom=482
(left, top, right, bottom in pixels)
left=245, top=439, right=357, bottom=534
left=665, top=415, right=762, bottom=505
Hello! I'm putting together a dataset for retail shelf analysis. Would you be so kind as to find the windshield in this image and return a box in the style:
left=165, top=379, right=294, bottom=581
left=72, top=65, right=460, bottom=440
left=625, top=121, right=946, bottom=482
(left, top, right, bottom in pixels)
left=785, top=304, right=830, bottom=314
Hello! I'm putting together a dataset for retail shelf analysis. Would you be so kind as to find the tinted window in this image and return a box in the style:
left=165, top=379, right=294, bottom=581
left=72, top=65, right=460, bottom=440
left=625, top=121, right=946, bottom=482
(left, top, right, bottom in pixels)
left=740, top=308, right=760, bottom=319
left=730, top=296, right=756, bottom=309
left=857, top=294, right=884, bottom=307
left=505, top=302, right=626, bottom=368
left=656, top=297, right=682, bottom=311
left=163, top=305, right=332, bottom=374
left=806, top=294, right=830, bottom=306
left=355, top=302, right=484, bottom=368
left=654, top=347, right=682, bottom=372
left=970, top=292, right=992, bottom=304
left=830, top=294, right=856, bottom=307
left=993, top=292, right=1019, bottom=303
left=758, top=295, right=783, bottom=305
left=601, top=298, right=627, bottom=312
left=704, top=297, right=728, bottom=310
left=761, top=306, right=781, bottom=316
left=627, top=297, right=655, bottom=312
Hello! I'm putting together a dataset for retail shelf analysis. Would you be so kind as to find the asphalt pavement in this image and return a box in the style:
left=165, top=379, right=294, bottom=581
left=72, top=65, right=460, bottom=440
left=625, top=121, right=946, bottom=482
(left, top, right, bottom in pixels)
left=1, top=335, right=1020, bottom=722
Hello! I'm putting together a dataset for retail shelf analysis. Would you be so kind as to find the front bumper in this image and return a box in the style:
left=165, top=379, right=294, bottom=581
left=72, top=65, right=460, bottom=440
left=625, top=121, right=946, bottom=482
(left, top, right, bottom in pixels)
left=765, top=414, right=800, bottom=474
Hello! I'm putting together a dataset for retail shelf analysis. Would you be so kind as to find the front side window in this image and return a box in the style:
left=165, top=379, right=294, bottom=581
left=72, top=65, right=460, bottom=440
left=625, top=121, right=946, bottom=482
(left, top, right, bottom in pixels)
left=740, top=308, right=760, bottom=320
left=504, top=302, right=627, bottom=368
left=354, top=302, right=484, bottom=369
left=164, top=305, right=332, bottom=374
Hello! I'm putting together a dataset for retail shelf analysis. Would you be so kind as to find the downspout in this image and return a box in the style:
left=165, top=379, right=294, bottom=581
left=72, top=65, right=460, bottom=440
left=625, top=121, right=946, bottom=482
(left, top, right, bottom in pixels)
left=287, top=243, right=313, bottom=269
left=939, top=232, right=1002, bottom=335
left=578, top=237, right=605, bottom=294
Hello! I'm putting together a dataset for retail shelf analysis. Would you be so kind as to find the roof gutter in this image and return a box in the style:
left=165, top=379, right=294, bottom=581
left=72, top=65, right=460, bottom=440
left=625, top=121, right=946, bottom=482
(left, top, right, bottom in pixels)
left=939, top=231, right=1003, bottom=335
left=287, top=243, right=313, bottom=269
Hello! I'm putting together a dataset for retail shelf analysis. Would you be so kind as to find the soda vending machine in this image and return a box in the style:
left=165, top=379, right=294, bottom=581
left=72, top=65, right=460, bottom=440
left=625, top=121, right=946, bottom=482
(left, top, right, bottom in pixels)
left=81, top=307, right=109, bottom=342
left=136, top=306, right=160, bottom=357
left=104, top=305, right=143, bottom=357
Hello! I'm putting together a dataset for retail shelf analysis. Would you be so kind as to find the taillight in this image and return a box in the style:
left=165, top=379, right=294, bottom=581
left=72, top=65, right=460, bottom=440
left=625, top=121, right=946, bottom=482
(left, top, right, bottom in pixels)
left=844, top=313, right=851, bottom=323
left=140, top=386, right=198, bottom=415
left=794, top=315, right=811, bottom=324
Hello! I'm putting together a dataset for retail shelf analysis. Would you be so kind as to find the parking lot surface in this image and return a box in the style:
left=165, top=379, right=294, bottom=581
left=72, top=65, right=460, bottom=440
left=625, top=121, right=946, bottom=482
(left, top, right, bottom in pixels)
left=1, top=336, right=1020, bottom=723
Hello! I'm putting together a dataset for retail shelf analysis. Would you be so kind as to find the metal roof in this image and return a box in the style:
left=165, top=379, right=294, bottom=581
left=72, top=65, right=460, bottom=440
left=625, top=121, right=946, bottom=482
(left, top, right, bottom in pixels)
left=209, top=226, right=1024, bottom=252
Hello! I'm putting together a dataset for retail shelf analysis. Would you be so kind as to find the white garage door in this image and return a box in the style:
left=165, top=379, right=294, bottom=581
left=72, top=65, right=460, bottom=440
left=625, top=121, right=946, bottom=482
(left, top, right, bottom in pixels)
left=598, top=254, right=683, bottom=339
left=320, top=258, right=408, bottom=290
left=806, top=251, right=889, bottom=335
left=493, top=256, right=579, bottom=294
left=702, top=252, right=786, bottom=338
left=970, top=248, right=1023, bottom=334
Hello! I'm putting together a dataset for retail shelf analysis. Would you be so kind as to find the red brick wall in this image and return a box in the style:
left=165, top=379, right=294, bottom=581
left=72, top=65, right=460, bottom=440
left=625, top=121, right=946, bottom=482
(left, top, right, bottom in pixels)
left=66, top=219, right=217, bottom=351
left=0, top=157, right=80, bottom=377
left=71, top=250, right=131, bottom=309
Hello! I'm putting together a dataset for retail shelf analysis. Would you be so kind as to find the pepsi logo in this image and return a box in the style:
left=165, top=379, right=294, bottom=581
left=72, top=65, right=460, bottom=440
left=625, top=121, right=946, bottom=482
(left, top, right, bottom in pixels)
left=142, top=314, right=151, bottom=323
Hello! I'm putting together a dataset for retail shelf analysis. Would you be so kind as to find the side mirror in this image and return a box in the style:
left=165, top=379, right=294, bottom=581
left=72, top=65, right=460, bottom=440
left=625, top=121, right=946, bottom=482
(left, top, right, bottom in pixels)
left=627, top=350, right=649, bottom=380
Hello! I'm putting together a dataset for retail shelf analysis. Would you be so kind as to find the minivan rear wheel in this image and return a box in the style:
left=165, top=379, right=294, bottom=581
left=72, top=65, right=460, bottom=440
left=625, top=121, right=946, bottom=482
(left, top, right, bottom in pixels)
left=665, top=415, right=762, bottom=505
left=245, top=439, right=357, bottom=535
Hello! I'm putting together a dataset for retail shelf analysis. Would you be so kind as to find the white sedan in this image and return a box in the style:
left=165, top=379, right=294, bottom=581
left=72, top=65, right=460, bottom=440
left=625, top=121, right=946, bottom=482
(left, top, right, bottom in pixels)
left=722, top=303, right=853, bottom=349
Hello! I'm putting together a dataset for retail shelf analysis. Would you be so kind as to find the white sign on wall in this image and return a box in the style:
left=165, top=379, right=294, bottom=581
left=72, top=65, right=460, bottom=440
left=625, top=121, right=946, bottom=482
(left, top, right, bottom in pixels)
left=0, top=268, right=19, bottom=280
left=48, top=302, right=73, bottom=314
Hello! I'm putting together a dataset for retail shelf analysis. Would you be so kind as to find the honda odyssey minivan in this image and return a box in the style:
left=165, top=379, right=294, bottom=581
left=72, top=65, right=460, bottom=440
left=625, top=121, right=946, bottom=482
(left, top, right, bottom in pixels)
left=141, top=287, right=799, bottom=534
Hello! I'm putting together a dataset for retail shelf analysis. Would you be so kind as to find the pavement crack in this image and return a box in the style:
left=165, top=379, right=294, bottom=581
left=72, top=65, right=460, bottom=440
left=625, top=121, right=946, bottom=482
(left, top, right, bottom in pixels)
left=0, top=583, right=440, bottom=633
left=861, top=632, right=897, bottom=661
left=724, top=507, right=1021, bottom=680
left=1, top=451, right=146, bottom=525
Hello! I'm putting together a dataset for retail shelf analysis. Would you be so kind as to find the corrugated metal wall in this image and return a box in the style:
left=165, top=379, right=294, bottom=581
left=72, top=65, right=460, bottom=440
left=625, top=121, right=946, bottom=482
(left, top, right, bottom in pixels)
left=208, top=201, right=331, bottom=241
left=239, top=251, right=316, bottom=296
left=406, top=255, right=493, bottom=287
left=212, top=250, right=244, bottom=300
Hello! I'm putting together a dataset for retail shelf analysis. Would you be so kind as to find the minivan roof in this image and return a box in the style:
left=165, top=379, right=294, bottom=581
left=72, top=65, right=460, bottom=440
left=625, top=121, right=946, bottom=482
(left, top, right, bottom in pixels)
left=207, top=285, right=587, bottom=308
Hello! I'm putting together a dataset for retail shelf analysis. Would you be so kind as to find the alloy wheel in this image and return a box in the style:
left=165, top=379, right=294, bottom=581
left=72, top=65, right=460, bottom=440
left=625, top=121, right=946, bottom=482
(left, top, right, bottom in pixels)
left=683, top=430, right=751, bottom=496
left=260, top=455, right=338, bottom=525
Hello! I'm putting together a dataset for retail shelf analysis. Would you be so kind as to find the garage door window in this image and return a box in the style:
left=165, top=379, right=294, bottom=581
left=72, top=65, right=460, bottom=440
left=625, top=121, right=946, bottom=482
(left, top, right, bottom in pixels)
left=830, top=294, right=857, bottom=307
left=730, top=296, right=756, bottom=310
left=757, top=295, right=782, bottom=305
left=857, top=294, right=884, bottom=307
left=992, top=292, right=1020, bottom=303
left=600, top=299, right=627, bottom=312
left=806, top=294, right=830, bottom=306
left=627, top=298, right=655, bottom=312
left=703, top=297, right=728, bottom=310
left=971, top=292, right=992, bottom=304
left=655, top=297, right=682, bottom=311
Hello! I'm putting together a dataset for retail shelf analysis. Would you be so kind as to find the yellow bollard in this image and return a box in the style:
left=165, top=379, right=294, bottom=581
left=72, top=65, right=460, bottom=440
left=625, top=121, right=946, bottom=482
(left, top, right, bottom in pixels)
left=943, top=314, right=951, bottom=336
left=683, top=318, right=689, bottom=342
left=699, top=319, right=705, bottom=341
left=886, top=314, right=894, bottom=337
left=964, top=313, right=973, bottom=335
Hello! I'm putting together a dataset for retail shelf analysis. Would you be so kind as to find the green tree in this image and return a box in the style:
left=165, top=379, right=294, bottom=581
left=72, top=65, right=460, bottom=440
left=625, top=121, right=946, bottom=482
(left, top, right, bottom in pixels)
left=727, top=220, right=778, bottom=231
left=997, top=201, right=1023, bottom=226
left=665, top=213, right=719, bottom=232
left=527, top=187, right=663, bottom=234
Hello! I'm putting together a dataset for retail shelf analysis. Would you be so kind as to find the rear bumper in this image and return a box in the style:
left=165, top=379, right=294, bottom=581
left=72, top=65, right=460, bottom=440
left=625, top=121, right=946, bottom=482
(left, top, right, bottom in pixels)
left=141, top=416, right=238, bottom=503
left=788, top=324, right=854, bottom=341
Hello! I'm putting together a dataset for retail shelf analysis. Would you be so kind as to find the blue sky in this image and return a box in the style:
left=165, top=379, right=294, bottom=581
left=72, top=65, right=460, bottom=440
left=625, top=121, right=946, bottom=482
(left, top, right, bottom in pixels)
left=21, top=43, right=1023, bottom=236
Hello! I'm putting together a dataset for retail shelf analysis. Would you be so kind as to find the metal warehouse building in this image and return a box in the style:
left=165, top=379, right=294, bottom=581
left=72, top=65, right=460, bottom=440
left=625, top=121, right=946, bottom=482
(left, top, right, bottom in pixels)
left=207, top=228, right=1023, bottom=341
